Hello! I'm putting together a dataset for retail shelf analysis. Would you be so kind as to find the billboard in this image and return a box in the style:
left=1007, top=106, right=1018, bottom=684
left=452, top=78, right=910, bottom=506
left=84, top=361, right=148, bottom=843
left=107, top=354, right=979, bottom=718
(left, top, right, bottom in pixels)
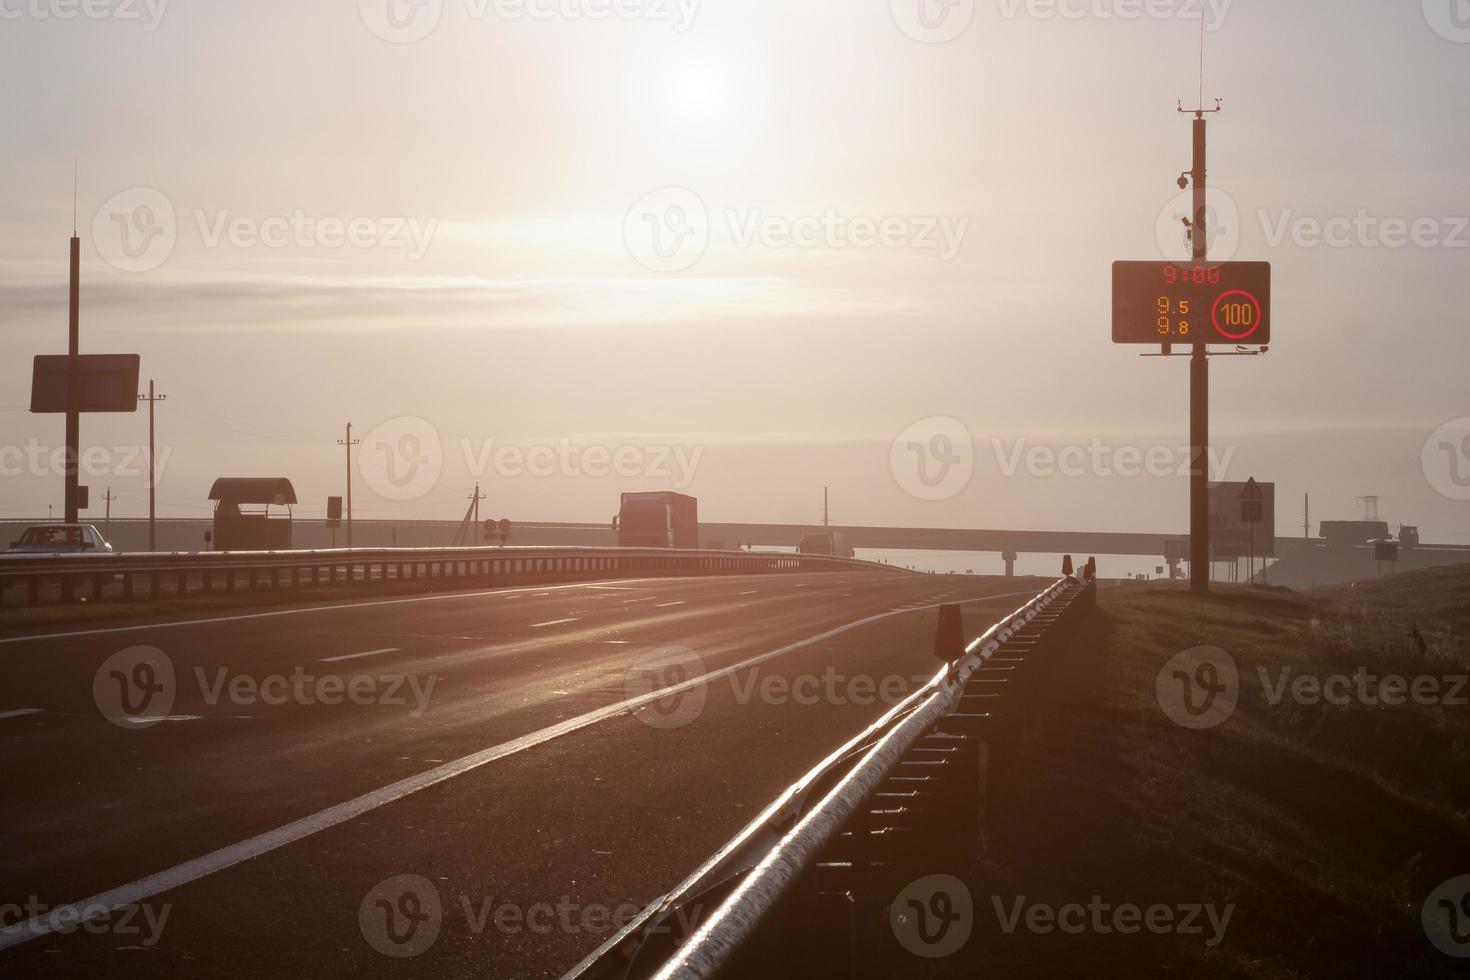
left=1208, top=480, right=1275, bottom=558
left=30, top=355, right=141, bottom=413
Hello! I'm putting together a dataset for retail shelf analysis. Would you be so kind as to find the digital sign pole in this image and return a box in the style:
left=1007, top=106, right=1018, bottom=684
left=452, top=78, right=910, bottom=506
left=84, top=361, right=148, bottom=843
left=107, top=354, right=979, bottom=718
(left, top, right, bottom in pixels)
left=1189, top=111, right=1210, bottom=593
left=1109, top=102, right=1276, bottom=594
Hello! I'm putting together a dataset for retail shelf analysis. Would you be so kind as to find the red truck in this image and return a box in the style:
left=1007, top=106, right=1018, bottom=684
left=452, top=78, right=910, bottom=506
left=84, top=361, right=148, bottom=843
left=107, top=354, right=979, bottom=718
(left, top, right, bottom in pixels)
left=614, top=492, right=698, bottom=549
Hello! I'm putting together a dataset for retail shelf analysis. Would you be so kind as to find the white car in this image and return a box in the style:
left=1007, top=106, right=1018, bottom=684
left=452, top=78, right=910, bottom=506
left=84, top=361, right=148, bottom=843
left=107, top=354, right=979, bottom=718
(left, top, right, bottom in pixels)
left=5, top=523, right=116, bottom=555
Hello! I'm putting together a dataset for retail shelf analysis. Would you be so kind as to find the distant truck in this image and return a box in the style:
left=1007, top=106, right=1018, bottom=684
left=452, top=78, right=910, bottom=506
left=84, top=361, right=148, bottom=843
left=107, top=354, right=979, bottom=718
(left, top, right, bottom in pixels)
left=798, top=530, right=854, bottom=559
left=614, top=492, right=698, bottom=549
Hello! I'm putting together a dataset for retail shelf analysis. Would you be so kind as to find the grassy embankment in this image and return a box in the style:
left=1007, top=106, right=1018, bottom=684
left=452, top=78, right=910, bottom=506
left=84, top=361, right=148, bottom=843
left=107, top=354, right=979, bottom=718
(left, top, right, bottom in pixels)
left=967, top=565, right=1470, bottom=978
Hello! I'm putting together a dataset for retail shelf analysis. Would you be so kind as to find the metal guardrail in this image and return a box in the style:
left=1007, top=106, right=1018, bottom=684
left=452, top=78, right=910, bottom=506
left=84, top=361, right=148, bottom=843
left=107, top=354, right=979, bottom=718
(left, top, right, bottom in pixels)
left=0, top=546, right=901, bottom=610
left=567, top=563, right=1098, bottom=980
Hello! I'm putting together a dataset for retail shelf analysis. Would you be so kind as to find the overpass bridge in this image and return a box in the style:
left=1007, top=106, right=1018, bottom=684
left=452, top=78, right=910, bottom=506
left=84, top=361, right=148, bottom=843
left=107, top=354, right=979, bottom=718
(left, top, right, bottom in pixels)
left=15, top=516, right=1467, bottom=573
left=3, top=516, right=1190, bottom=558
left=7, top=516, right=1467, bottom=582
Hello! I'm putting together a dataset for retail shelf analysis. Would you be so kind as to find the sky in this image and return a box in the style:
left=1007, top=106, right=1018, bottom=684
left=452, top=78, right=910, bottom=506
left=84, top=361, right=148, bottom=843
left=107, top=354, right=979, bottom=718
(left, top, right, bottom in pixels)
left=2, top=0, right=1468, bottom=551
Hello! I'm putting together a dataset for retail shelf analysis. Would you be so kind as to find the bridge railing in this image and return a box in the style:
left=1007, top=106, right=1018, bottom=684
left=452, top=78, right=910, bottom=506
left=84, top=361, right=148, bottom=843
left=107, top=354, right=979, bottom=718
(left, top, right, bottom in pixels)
left=567, top=563, right=1098, bottom=980
left=0, top=546, right=900, bottom=610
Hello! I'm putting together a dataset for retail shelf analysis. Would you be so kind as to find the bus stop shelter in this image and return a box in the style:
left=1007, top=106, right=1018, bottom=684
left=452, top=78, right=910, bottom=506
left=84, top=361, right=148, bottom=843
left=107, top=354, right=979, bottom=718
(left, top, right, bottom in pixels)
left=208, top=478, right=297, bottom=551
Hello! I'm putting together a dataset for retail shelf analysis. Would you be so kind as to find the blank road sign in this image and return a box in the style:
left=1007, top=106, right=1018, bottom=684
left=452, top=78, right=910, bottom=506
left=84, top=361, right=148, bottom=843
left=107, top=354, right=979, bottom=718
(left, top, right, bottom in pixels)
left=1209, top=480, right=1276, bottom=558
left=30, top=354, right=142, bottom=413
left=1113, top=262, right=1271, bottom=345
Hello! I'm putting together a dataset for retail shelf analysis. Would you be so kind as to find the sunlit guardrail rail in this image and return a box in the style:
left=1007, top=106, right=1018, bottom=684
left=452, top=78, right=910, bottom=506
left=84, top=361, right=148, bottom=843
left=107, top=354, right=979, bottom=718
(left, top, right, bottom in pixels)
left=0, top=546, right=901, bottom=610
left=568, top=562, right=1098, bottom=980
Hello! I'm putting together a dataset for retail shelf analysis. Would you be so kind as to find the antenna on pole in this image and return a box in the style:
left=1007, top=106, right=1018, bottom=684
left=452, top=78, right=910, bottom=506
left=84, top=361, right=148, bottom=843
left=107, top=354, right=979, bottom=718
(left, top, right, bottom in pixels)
left=1178, top=13, right=1222, bottom=119
left=72, top=158, right=78, bottom=236
left=1198, top=11, right=1205, bottom=111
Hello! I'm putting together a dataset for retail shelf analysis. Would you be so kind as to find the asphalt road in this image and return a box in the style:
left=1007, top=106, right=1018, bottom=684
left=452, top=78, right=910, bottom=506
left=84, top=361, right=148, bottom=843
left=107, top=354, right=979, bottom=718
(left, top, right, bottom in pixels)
left=0, top=569, right=1050, bottom=978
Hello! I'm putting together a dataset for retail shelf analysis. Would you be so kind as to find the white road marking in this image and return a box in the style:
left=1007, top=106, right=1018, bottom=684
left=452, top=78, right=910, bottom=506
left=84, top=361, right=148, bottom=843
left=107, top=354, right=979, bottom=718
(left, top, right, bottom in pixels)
left=0, top=708, right=42, bottom=720
left=0, top=579, right=673, bottom=648
left=531, top=618, right=578, bottom=628
left=736, top=591, right=759, bottom=596
left=319, top=648, right=399, bottom=664
left=0, top=586, right=1041, bottom=952
left=655, top=601, right=686, bottom=608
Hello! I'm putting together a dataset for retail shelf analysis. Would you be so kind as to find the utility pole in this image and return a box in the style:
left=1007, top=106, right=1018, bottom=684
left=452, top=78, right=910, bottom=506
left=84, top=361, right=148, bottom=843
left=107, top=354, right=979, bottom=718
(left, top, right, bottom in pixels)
left=823, top=487, right=829, bottom=527
left=102, top=486, right=115, bottom=535
left=469, top=483, right=484, bottom=543
left=139, top=380, right=167, bottom=551
left=1303, top=493, right=1310, bottom=540
left=338, top=423, right=360, bottom=549
left=65, top=229, right=80, bottom=523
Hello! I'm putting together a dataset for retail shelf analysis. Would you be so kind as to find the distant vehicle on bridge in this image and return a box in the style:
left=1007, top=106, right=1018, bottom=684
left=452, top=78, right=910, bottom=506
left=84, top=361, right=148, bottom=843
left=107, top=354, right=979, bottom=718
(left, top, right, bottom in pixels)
left=613, top=492, right=698, bottom=549
left=798, top=530, right=853, bottom=558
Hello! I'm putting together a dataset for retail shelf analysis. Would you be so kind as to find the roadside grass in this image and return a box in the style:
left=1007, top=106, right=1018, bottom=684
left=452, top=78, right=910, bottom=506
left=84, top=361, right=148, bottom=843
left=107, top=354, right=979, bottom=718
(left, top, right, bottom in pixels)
left=967, top=568, right=1470, bottom=978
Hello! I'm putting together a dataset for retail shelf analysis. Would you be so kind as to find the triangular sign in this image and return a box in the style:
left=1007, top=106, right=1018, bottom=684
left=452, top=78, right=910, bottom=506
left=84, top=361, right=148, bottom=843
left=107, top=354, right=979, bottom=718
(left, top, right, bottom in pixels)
left=1240, top=478, right=1264, bottom=501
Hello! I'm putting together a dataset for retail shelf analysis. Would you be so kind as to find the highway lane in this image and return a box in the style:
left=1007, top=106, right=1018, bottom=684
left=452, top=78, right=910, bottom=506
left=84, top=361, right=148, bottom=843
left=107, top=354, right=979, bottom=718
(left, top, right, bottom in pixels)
left=0, top=570, right=1050, bottom=976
